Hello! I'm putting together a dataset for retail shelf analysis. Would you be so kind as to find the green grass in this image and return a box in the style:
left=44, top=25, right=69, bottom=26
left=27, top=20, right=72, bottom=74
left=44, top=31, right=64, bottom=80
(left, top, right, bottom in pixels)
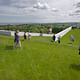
left=0, top=29, right=80, bottom=80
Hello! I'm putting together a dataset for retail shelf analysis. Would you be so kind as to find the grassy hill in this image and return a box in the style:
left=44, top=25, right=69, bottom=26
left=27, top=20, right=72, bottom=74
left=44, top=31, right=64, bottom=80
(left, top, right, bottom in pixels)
left=61, top=29, right=80, bottom=47
left=0, top=29, right=80, bottom=80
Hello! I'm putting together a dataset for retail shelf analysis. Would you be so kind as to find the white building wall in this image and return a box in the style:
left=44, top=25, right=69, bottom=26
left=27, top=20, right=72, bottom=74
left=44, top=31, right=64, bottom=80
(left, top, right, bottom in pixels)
left=0, top=26, right=72, bottom=40
left=0, top=30, right=11, bottom=36
left=55, top=26, right=72, bottom=41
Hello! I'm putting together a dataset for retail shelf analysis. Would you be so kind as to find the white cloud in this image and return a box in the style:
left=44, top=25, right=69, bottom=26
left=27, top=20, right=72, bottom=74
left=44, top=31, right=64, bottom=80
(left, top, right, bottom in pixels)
left=33, top=2, right=50, bottom=10
left=33, top=2, right=59, bottom=12
left=0, top=0, right=80, bottom=23
left=51, top=8, right=58, bottom=12
left=11, top=0, right=37, bottom=8
left=75, top=1, right=80, bottom=8
left=75, top=9, right=80, bottom=13
left=0, top=1, right=59, bottom=16
left=24, top=7, right=37, bottom=13
left=69, top=1, right=80, bottom=16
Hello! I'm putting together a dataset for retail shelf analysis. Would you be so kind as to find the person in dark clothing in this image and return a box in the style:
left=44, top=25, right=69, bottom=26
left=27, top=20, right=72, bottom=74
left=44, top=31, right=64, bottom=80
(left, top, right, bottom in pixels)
left=52, top=34, right=56, bottom=42
left=79, top=46, right=80, bottom=55
left=40, top=31, right=43, bottom=36
left=24, top=32, right=27, bottom=40
left=14, top=30, right=21, bottom=48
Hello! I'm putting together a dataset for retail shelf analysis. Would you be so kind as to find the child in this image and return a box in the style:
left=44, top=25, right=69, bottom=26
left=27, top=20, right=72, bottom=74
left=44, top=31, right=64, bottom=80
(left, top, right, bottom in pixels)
left=14, top=30, right=21, bottom=48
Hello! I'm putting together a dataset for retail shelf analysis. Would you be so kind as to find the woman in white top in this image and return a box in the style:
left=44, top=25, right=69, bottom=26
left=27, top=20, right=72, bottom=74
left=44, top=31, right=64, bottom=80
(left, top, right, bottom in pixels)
left=28, top=32, right=31, bottom=40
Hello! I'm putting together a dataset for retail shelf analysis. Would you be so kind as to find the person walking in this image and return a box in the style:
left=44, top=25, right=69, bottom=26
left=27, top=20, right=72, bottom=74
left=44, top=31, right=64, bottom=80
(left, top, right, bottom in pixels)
left=70, top=35, right=74, bottom=44
left=14, top=30, right=21, bottom=48
left=58, top=35, right=61, bottom=44
left=79, top=46, right=80, bottom=55
left=28, top=32, right=31, bottom=40
left=52, top=34, right=56, bottom=42
left=24, top=32, right=27, bottom=40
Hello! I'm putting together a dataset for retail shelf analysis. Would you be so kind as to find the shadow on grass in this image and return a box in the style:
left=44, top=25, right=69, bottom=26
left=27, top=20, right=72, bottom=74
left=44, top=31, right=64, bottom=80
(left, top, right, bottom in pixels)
left=70, top=64, right=80, bottom=71
left=21, top=39, right=24, bottom=42
left=68, top=42, right=72, bottom=44
left=5, top=45, right=13, bottom=50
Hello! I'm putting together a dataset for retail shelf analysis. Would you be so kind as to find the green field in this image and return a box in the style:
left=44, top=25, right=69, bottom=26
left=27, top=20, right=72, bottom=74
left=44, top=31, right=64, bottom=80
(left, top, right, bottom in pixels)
left=0, top=29, right=80, bottom=80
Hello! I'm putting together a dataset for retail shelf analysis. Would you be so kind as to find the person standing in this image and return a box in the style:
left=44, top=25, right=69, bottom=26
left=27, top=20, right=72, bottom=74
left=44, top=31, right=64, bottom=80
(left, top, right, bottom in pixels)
left=52, top=34, right=56, bottom=42
left=79, top=46, right=80, bottom=55
left=14, top=30, right=21, bottom=48
left=28, top=32, right=31, bottom=40
left=40, top=31, right=43, bottom=36
left=70, top=35, right=74, bottom=44
left=58, top=36, right=61, bottom=44
left=24, top=32, right=27, bottom=40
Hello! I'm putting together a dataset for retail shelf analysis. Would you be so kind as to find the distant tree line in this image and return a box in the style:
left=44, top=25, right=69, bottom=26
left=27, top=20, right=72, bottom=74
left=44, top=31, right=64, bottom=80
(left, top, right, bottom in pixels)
left=0, top=23, right=71, bottom=33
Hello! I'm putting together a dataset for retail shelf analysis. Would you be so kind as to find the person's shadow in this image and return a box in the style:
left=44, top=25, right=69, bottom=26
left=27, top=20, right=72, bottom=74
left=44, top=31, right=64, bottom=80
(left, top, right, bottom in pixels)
left=5, top=45, right=13, bottom=50
left=68, top=42, right=72, bottom=44
left=70, top=64, right=80, bottom=71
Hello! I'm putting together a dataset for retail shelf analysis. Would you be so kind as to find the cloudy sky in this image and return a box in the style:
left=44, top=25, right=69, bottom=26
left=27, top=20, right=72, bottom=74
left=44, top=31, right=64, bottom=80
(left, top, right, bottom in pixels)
left=0, top=0, right=80, bottom=23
